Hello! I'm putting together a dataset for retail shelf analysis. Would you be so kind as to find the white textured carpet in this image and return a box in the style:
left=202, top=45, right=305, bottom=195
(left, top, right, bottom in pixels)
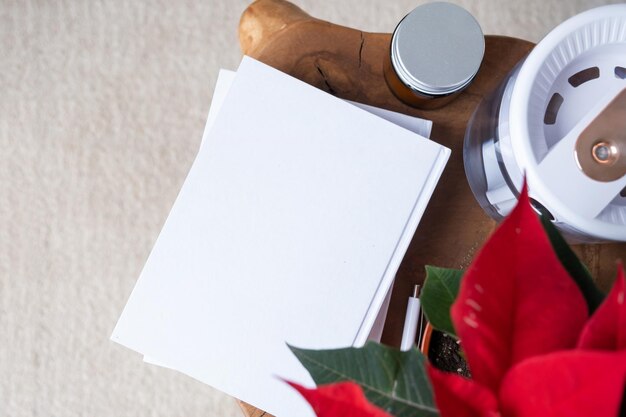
left=0, top=0, right=619, bottom=416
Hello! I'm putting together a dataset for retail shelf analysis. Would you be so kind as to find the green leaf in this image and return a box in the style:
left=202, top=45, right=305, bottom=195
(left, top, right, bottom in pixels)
left=421, top=266, right=463, bottom=336
left=289, top=342, right=439, bottom=417
left=539, top=213, right=605, bottom=313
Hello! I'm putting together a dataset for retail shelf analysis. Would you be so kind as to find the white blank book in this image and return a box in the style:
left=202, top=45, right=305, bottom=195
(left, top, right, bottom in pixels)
left=112, top=56, right=449, bottom=417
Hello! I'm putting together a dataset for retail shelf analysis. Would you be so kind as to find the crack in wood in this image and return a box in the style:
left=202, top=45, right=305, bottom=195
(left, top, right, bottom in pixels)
left=358, top=31, right=365, bottom=68
left=315, top=63, right=337, bottom=95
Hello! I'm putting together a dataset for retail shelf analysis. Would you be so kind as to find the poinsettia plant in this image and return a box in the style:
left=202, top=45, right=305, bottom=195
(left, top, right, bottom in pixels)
left=286, top=184, right=626, bottom=417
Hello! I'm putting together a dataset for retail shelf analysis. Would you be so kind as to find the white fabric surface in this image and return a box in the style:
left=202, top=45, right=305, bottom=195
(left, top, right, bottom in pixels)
left=0, top=0, right=619, bottom=416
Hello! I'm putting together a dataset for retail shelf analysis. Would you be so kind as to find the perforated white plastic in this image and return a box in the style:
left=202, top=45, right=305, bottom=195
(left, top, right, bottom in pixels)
left=465, top=4, right=626, bottom=242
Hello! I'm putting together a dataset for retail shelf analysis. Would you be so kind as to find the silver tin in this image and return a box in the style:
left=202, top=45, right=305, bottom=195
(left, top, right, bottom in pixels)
left=385, top=2, right=485, bottom=108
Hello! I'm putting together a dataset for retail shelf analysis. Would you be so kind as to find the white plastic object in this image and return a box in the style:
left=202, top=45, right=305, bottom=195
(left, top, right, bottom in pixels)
left=464, top=4, right=626, bottom=242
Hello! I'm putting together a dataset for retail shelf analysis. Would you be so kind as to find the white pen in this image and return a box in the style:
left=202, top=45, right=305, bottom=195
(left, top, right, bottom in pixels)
left=400, top=285, right=422, bottom=351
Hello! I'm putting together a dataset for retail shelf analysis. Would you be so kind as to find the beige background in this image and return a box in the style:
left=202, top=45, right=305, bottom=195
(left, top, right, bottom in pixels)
left=0, top=0, right=620, bottom=416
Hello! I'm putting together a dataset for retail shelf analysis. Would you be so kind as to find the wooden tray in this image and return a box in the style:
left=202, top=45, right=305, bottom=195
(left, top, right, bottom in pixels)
left=237, top=1, right=625, bottom=416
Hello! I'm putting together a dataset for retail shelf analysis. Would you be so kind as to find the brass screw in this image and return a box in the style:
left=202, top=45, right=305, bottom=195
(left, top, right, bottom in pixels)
left=591, top=141, right=618, bottom=165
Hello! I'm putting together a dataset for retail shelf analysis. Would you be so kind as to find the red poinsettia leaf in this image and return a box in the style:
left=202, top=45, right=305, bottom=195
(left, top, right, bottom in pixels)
left=287, top=381, right=393, bottom=417
left=578, top=265, right=626, bottom=351
left=499, top=349, right=626, bottom=417
left=451, top=183, right=588, bottom=393
left=427, top=365, right=499, bottom=417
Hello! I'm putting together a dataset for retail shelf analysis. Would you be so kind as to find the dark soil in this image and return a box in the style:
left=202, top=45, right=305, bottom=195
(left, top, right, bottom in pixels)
left=428, top=330, right=471, bottom=378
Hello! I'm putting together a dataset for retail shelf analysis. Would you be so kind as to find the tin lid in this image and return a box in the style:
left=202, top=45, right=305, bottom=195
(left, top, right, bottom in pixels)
left=390, top=2, right=485, bottom=96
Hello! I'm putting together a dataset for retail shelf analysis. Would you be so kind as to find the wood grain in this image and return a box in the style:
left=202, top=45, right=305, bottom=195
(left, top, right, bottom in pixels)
left=237, top=1, right=625, bottom=416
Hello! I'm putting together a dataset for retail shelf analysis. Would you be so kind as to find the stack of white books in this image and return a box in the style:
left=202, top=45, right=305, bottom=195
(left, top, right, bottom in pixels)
left=112, top=56, right=450, bottom=417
